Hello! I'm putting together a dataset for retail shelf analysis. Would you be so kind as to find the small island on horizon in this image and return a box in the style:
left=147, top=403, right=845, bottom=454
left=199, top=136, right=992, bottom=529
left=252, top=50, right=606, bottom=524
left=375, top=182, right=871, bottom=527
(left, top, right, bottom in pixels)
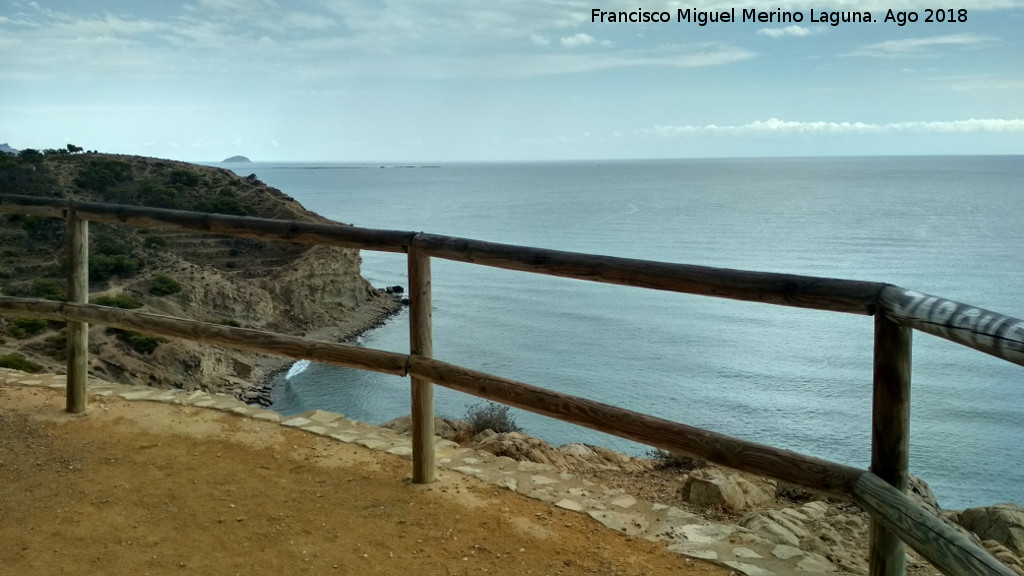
left=222, top=155, right=251, bottom=163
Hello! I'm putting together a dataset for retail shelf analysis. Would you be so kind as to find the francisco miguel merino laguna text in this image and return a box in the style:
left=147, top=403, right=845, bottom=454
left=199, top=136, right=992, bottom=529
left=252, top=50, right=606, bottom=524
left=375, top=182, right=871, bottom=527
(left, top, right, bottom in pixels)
left=592, top=8, right=908, bottom=26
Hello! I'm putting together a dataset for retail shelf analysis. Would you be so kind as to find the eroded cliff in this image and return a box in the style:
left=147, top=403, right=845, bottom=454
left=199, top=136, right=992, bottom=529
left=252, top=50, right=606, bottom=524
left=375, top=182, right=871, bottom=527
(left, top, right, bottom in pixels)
left=0, top=150, right=400, bottom=393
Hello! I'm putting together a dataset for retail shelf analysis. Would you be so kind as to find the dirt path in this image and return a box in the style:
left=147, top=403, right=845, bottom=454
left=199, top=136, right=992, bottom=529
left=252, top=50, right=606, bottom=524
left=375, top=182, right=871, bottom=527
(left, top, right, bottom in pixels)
left=0, top=385, right=730, bottom=576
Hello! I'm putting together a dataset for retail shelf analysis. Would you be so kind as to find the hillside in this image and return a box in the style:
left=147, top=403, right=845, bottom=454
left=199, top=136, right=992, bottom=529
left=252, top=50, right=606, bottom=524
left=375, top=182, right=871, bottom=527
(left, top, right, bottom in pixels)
left=0, top=149, right=400, bottom=394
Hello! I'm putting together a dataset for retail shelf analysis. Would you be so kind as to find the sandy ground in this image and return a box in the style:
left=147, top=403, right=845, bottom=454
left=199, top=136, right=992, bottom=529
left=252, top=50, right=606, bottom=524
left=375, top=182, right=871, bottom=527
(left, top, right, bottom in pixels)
left=0, top=385, right=731, bottom=576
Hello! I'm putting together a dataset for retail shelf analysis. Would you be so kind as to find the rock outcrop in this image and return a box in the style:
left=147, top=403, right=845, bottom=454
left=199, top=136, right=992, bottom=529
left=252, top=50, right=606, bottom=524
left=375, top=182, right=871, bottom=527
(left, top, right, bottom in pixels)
left=682, top=468, right=776, bottom=512
left=960, top=504, right=1024, bottom=557
left=0, top=152, right=398, bottom=395
left=382, top=415, right=1024, bottom=576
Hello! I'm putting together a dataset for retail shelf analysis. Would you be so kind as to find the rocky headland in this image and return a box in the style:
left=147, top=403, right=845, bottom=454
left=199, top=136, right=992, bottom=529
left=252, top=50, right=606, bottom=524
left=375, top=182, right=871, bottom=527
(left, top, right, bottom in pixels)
left=0, top=150, right=401, bottom=398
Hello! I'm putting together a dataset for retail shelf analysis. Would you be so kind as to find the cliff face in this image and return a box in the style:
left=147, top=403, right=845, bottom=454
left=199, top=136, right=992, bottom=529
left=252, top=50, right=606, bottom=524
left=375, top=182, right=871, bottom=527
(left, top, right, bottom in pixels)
left=0, top=151, right=398, bottom=393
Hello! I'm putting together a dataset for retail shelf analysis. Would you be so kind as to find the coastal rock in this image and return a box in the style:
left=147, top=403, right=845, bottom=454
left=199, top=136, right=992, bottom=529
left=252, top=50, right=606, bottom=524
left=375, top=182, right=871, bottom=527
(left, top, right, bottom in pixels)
left=682, top=468, right=775, bottom=511
left=380, top=415, right=466, bottom=438
left=982, top=540, right=1024, bottom=576
left=739, top=512, right=801, bottom=547
left=959, top=503, right=1024, bottom=556
left=909, top=474, right=942, bottom=516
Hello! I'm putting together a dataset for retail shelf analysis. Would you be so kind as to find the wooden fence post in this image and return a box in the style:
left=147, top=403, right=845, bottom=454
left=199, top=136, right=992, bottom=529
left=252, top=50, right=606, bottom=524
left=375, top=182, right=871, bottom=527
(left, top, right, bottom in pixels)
left=66, top=211, right=89, bottom=414
left=869, top=313, right=912, bottom=576
left=408, top=245, right=435, bottom=483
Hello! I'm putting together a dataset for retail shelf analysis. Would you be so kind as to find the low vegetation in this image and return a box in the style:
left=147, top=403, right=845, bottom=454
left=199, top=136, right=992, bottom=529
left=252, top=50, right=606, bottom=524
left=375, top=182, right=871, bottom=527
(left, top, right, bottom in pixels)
left=6, top=318, right=49, bottom=339
left=195, top=187, right=257, bottom=217
left=42, top=328, right=67, bottom=361
left=29, top=278, right=65, bottom=301
left=0, top=353, right=42, bottom=373
left=107, top=328, right=165, bottom=355
left=464, top=401, right=522, bottom=434
left=148, top=274, right=182, bottom=296
left=645, top=448, right=707, bottom=471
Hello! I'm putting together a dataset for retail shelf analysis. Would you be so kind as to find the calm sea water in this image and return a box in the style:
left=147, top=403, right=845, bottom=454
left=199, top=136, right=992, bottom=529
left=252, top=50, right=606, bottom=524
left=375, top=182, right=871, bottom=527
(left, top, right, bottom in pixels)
left=216, top=156, right=1024, bottom=510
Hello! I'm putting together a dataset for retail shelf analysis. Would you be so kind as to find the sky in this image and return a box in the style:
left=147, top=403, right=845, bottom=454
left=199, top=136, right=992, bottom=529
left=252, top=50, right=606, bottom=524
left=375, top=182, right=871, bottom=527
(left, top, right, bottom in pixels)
left=1, top=0, right=1022, bottom=162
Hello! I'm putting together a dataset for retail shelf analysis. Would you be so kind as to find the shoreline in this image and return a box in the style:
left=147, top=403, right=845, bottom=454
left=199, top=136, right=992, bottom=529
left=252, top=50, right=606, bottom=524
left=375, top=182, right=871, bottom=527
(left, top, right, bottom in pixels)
left=239, top=290, right=406, bottom=407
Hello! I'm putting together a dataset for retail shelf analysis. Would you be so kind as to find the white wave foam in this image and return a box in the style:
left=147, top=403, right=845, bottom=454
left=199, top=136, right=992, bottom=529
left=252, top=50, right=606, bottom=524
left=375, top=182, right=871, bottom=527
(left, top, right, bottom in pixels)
left=285, top=359, right=311, bottom=380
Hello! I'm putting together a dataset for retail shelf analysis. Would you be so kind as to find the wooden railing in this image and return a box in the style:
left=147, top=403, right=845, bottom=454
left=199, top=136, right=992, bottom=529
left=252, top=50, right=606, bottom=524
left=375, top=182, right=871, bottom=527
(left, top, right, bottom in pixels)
left=0, top=193, right=1020, bottom=576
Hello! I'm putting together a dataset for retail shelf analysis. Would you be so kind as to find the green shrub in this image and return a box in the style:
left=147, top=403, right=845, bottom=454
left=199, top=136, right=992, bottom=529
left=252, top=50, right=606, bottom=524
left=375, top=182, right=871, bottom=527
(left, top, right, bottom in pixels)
left=464, top=401, right=522, bottom=434
left=107, top=328, right=165, bottom=354
left=127, top=332, right=163, bottom=354
left=217, top=318, right=241, bottom=327
left=7, top=318, right=49, bottom=339
left=142, top=234, right=168, bottom=249
left=93, top=232, right=132, bottom=256
left=13, top=214, right=65, bottom=248
left=90, top=254, right=141, bottom=282
left=148, top=274, right=182, bottom=296
left=645, top=448, right=707, bottom=471
left=93, top=293, right=143, bottom=309
left=44, top=328, right=68, bottom=361
left=168, top=168, right=200, bottom=188
left=75, top=158, right=133, bottom=194
left=30, top=278, right=65, bottom=300
left=139, top=180, right=183, bottom=209
left=0, top=354, right=42, bottom=373
left=194, top=188, right=256, bottom=217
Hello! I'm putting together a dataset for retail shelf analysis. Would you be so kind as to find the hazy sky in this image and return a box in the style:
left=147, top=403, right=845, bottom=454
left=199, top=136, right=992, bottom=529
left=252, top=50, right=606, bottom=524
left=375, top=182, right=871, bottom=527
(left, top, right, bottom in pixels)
left=2, top=0, right=1022, bottom=161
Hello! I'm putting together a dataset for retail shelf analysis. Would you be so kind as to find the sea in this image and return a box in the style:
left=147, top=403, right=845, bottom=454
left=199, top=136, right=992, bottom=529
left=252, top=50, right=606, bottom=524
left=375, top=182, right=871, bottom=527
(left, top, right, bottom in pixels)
left=212, top=156, right=1024, bottom=510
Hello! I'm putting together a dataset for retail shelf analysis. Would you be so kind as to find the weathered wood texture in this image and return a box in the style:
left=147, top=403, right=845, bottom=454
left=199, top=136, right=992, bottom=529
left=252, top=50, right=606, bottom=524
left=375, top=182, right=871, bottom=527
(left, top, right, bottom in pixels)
left=406, top=355, right=865, bottom=495
left=0, top=297, right=409, bottom=377
left=0, top=194, right=414, bottom=253
left=880, top=285, right=1024, bottom=368
left=65, top=213, right=88, bottom=414
left=408, top=246, right=435, bottom=483
left=869, top=314, right=913, bottom=576
left=411, top=233, right=886, bottom=315
left=854, top=472, right=1017, bottom=576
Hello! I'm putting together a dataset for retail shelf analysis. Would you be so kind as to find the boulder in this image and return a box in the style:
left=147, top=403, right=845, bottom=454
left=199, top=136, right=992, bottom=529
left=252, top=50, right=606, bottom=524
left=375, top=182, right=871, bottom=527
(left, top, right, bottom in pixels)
left=959, top=503, right=1024, bottom=556
left=908, top=474, right=942, bottom=516
left=682, top=468, right=775, bottom=511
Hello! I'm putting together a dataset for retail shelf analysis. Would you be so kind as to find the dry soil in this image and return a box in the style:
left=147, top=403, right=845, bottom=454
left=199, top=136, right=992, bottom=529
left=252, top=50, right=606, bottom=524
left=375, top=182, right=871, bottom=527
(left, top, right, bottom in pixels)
left=0, top=385, right=732, bottom=576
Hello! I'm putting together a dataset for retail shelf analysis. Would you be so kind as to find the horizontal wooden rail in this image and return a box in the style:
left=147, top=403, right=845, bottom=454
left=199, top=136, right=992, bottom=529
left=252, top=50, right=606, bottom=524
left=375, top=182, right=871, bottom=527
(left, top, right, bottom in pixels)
left=412, top=233, right=886, bottom=315
left=879, top=286, right=1024, bottom=368
left=0, top=297, right=409, bottom=377
left=0, top=194, right=415, bottom=253
left=407, top=355, right=865, bottom=496
left=854, top=472, right=1017, bottom=576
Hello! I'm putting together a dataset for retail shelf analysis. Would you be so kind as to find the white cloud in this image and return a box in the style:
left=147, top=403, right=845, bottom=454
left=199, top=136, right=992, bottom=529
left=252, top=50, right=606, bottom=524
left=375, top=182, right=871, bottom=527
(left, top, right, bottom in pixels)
left=758, top=25, right=816, bottom=38
left=850, top=34, right=993, bottom=58
left=642, top=118, right=1024, bottom=136
left=561, top=33, right=595, bottom=48
left=530, top=34, right=550, bottom=46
